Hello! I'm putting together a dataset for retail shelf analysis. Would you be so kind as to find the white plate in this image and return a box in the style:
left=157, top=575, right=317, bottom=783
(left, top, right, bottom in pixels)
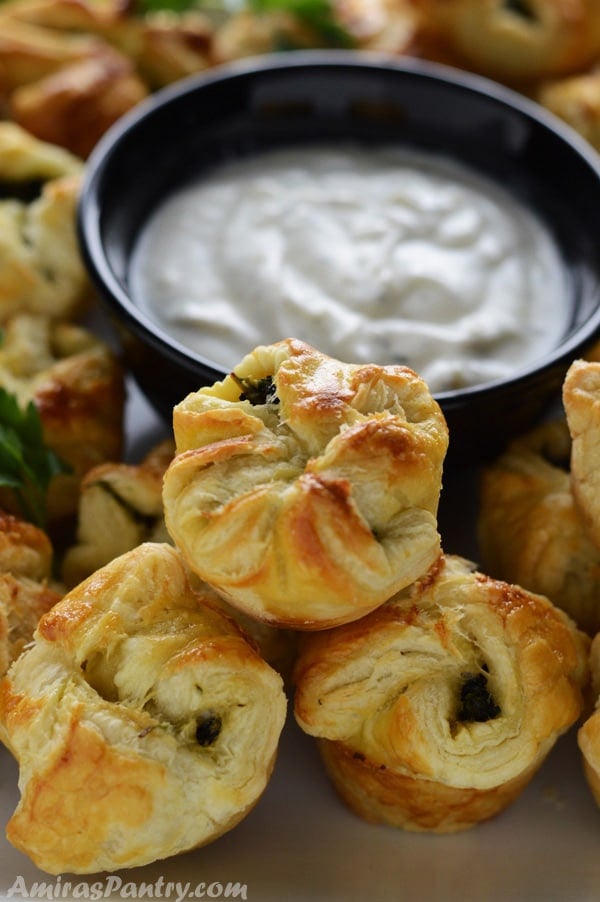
left=0, top=380, right=598, bottom=902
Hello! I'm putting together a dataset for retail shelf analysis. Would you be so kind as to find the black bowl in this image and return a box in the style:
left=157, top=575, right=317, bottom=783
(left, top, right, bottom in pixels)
left=78, top=50, right=600, bottom=464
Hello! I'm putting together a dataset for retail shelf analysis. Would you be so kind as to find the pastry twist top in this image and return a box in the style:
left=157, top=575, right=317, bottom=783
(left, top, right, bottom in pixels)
left=294, top=555, right=588, bottom=789
left=163, top=339, right=449, bottom=629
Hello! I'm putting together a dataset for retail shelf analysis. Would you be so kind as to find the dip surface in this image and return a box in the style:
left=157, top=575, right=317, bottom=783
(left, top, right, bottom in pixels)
left=129, top=146, right=568, bottom=392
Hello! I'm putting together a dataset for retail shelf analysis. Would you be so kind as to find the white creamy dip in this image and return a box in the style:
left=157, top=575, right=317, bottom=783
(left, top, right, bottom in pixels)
left=129, top=146, right=568, bottom=393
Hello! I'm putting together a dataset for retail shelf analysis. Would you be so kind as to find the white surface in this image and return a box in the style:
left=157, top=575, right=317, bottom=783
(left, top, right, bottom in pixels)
left=0, top=382, right=598, bottom=902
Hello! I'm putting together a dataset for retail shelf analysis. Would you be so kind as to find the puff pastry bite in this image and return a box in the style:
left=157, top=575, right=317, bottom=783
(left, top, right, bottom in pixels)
left=293, top=554, right=589, bottom=833
left=563, top=359, right=600, bottom=550
left=538, top=68, right=600, bottom=153
left=0, top=122, right=90, bottom=320
left=0, top=541, right=287, bottom=875
left=0, top=313, right=125, bottom=523
left=0, top=510, right=62, bottom=676
left=61, top=438, right=175, bottom=588
left=213, top=0, right=420, bottom=62
left=418, top=0, right=600, bottom=83
left=578, top=632, right=600, bottom=805
left=163, top=339, right=449, bottom=630
left=478, top=419, right=600, bottom=635
left=9, top=45, right=149, bottom=159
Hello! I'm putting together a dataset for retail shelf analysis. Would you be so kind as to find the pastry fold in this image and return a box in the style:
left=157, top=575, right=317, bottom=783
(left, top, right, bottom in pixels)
left=418, top=0, right=600, bottom=82
left=578, top=633, right=600, bottom=805
left=293, top=554, right=589, bottom=832
left=0, top=122, right=89, bottom=320
left=0, top=542, right=287, bottom=874
left=0, top=510, right=62, bottom=676
left=163, top=339, right=449, bottom=630
left=563, top=359, right=600, bottom=550
left=478, top=360, right=600, bottom=636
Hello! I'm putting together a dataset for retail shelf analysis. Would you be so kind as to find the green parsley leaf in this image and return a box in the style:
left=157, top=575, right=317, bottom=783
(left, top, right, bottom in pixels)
left=133, top=0, right=353, bottom=47
left=248, top=0, right=354, bottom=46
left=0, top=389, right=71, bottom=528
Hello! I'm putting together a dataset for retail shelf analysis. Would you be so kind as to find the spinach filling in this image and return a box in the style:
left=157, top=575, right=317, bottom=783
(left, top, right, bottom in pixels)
left=502, top=0, right=538, bottom=23
left=96, top=480, right=158, bottom=530
left=232, top=373, right=279, bottom=406
left=0, top=179, right=47, bottom=203
left=195, top=713, right=222, bottom=747
left=457, top=670, right=501, bottom=723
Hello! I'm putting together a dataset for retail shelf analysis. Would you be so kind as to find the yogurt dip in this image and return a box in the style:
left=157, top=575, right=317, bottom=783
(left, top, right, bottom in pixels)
left=129, top=146, right=568, bottom=393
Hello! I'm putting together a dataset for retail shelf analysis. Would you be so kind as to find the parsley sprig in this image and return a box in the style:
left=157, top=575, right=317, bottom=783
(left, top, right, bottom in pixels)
left=135, top=0, right=354, bottom=47
left=0, top=389, right=70, bottom=528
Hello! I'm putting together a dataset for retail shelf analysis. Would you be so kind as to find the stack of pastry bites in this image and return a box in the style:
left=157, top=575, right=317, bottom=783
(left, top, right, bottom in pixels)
left=0, top=313, right=592, bottom=874
left=161, top=338, right=588, bottom=835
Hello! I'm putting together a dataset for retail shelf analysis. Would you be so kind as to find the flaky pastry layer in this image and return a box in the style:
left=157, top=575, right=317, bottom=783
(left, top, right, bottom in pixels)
left=163, top=339, right=449, bottom=630
left=0, top=542, right=287, bottom=874
left=293, top=554, right=589, bottom=832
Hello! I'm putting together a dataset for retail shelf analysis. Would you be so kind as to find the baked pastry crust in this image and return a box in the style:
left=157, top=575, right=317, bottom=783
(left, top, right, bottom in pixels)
left=538, top=68, right=600, bottom=153
left=213, top=0, right=420, bottom=62
left=10, top=45, right=149, bottom=159
left=0, top=510, right=62, bottom=676
left=417, top=0, right=600, bottom=83
left=563, top=359, right=600, bottom=550
left=478, top=367, right=600, bottom=635
left=578, top=633, right=600, bottom=805
left=61, top=438, right=175, bottom=588
left=61, top=439, right=296, bottom=677
left=163, top=339, right=449, bottom=630
left=293, top=554, right=589, bottom=832
left=0, top=541, right=287, bottom=874
left=0, top=121, right=90, bottom=320
left=0, top=314, right=125, bottom=523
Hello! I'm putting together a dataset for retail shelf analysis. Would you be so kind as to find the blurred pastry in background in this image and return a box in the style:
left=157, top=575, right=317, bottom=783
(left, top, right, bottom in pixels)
left=61, top=438, right=174, bottom=588
left=9, top=44, right=148, bottom=158
left=213, top=0, right=422, bottom=62
left=0, top=510, right=62, bottom=676
left=416, top=0, right=600, bottom=85
left=578, top=632, right=600, bottom=805
left=0, top=121, right=90, bottom=320
left=62, top=438, right=298, bottom=678
left=538, top=67, right=600, bottom=154
left=0, top=314, right=125, bottom=526
left=478, top=361, right=600, bottom=636
left=563, top=359, right=600, bottom=549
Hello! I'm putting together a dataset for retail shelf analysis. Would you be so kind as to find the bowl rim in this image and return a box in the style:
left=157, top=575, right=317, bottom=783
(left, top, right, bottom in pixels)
left=78, top=48, right=600, bottom=401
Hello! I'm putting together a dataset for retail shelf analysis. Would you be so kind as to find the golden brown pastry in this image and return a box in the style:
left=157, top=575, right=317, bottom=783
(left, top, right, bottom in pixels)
left=0, top=313, right=125, bottom=523
left=563, top=358, right=600, bottom=549
left=294, top=554, right=589, bottom=833
left=0, top=510, right=62, bottom=676
left=61, top=438, right=174, bottom=588
left=538, top=68, right=600, bottom=152
left=213, top=0, right=420, bottom=62
left=0, top=0, right=135, bottom=35
left=130, top=11, right=213, bottom=88
left=578, top=632, right=600, bottom=804
left=478, top=416, right=600, bottom=635
left=163, top=339, right=449, bottom=630
left=0, top=15, right=104, bottom=95
left=9, top=45, right=149, bottom=158
left=0, top=541, right=287, bottom=875
left=62, top=438, right=298, bottom=677
left=0, top=0, right=214, bottom=89
left=0, top=121, right=90, bottom=320
left=418, top=0, right=600, bottom=84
